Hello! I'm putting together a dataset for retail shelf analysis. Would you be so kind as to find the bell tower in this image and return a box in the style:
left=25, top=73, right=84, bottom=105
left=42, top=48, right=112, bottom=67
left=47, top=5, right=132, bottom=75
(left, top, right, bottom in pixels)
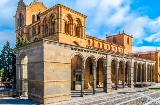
left=15, top=0, right=26, bottom=39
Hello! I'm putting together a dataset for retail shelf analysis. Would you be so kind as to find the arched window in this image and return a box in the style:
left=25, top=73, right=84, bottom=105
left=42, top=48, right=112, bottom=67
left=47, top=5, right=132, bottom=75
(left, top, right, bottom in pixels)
left=37, top=14, right=40, bottom=20
left=75, top=19, right=82, bottom=38
left=107, top=45, right=108, bottom=49
left=32, top=14, right=35, bottom=23
left=65, top=21, right=68, bottom=33
left=19, top=13, right=24, bottom=27
left=113, top=37, right=116, bottom=43
left=88, top=40, right=90, bottom=45
left=49, top=15, right=55, bottom=35
left=127, top=37, right=129, bottom=44
left=64, top=15, right=73, bottom=35
left=43, top=18, right=48, bottom=37
left=98, top=42, right=100, bottom=48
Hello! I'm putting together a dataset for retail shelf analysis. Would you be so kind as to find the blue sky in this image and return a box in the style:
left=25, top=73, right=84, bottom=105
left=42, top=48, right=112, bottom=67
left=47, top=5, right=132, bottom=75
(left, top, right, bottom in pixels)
left=0, top=0, right=160, bottom=52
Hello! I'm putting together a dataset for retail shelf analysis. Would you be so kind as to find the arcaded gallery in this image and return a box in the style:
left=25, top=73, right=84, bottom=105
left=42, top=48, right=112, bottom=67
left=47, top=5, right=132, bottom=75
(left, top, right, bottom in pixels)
left=15, top=0, right=156, bottom=104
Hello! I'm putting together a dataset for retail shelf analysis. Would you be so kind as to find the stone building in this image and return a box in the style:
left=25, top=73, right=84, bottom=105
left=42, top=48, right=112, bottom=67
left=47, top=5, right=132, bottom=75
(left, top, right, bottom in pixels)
left=133, top=51, right=160, bottom=83
left=15, top=0, right=156, bottom=104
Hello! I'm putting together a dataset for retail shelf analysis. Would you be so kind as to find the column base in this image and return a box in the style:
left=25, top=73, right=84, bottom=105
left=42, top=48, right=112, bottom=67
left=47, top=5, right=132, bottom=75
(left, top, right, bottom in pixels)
left=28, top=93, right=71, bottom=104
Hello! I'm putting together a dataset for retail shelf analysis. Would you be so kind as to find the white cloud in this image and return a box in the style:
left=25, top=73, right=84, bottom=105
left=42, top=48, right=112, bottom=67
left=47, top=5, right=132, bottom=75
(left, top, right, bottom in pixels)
left=133, top=46, right=159, bottom=53
left=0, top=0, right=160, bottom=52
left=145, top=32, right=160, bottom=42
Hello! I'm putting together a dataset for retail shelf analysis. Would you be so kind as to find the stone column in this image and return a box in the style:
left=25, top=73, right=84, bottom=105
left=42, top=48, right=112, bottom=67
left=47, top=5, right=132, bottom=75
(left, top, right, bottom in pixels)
left=128, top=63, right=131, bottom=87
left=81, top=64, right=85, bottom=97
left=103, top=59, right=107, bottom=92
left=146, top=65, right=148, bottom=82
left=115, top=62, right=119, bottom=90
left=122, top=64, right=125, bottom=88
left=93, top=64, right=97, bottom=94
left=144, top=64, right=146, bottom=82
left=148, top=65, right=150, bottom=82
left=135, top=64, right=138, bottom=83
left=140, top=64, right=142, bottom=82
left=130, top=62, right=134, bottom=88
left=106, top=55, right=112, bottom=92
left=152, top=65, right=155, bottom=82
left=16, top=63, right=21, bottom=96
left=150, top=65, right=152, bottom=83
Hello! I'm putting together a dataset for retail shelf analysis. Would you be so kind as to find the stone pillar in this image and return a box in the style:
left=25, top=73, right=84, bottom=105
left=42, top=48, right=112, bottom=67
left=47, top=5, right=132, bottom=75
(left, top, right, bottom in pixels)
left=16, top=64, right=21, bottom=96
left=130, top=62, right=134, bottom=88
left=115, top=62, right=119, bottom=90
left=93, top=64, right=97, bottom=94
left=144, top=64, right=146, bottom=82
left=152, top=65, right=155, bottom=82
left=122, top=64, right=125, bottom=88
left=103, top=59, right=107, bottom=92
left=135, top=64, right=138, bottom=83
left=106, top=55, right=112, bottom=92
left=140, top=64, right=142, bottom=82
left=146, top=64, right=148, bottom=82
left=150, top=65, right=152, bottom=83
left=81, top=64, right=85, bottom=97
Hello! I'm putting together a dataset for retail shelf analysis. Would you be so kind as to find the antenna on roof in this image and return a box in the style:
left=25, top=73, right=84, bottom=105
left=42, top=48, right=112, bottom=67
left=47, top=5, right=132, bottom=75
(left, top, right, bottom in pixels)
left=156, top=47, right=158, bottom=53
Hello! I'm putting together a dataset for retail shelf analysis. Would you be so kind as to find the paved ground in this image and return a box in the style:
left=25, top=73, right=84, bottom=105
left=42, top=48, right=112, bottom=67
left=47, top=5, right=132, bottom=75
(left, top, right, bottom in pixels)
left=0, top=84, right=160, bottom=105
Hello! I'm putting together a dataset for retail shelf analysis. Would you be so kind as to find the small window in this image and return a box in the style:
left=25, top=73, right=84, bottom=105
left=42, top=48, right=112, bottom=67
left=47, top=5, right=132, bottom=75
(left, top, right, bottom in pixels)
left=127, top=37, right=129, bottom=44
left=114, top=47, right=116, bottom=51
left=107, top=45, right=108, bottom=49
left=32, top=14, right=35, bottom=23
left=19, top=13, right=24, bottom=27
left=98, top=42, right=100, bottom=48
left=88, top=40, right=90, bottom=45
left=113, top=37, right=116, bottom=43
left=37, top=14, right=40, bottom=20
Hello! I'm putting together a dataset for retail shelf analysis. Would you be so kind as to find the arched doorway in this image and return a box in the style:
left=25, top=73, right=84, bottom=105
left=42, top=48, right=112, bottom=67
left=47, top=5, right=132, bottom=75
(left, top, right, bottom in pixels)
left=96, top=58, right=104, bottom=92
left=20, top=54, right=28, bottom=96
left=71, top=55, right=83, bottom=90
left=134, top=62, right=137, bottom=83
left=142, top=64, right=146, bottom=82
left=125, top=62, right=129, bottom=84
left=111, top=60, right=116, bottom=84
left=111, top=59, right=119, bottom=90
left=84, top=57, right=94, bottom=89
left=147, top=64, right=150, bottom=82
left=118, top=61, right=123, bottom=85
left=137, top=63, right=141, bottom=82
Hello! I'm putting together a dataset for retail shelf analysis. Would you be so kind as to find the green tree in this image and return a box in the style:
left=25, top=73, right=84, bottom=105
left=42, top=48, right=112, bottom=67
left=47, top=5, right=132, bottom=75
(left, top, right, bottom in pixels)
left=0, top=69, right=4, bottom=77
left=0, top=41, right=16, bottom=83
left=16, top=36, right=29, bottom=47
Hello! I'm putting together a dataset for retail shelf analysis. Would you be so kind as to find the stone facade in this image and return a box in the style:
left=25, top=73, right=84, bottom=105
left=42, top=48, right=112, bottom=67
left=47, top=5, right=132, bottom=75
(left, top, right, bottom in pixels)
left=133, top=51, right=160, bottom=82
left=15, top=0, right=156, bottom=104
left=15, top=0, right=131, bottom=55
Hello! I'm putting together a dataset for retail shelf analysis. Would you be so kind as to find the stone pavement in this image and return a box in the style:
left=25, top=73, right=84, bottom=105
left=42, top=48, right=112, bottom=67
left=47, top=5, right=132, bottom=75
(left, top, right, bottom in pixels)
left=0, top=84, right=160, bottom=105
left=54, top=83, right=160, bottom=105
left=0, top=97, right=38, bottom=104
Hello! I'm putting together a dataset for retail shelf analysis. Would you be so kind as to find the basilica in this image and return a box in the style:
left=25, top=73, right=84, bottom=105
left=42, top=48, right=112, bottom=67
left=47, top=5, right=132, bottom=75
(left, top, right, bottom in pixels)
left=15, top=0, right=156, bottom=104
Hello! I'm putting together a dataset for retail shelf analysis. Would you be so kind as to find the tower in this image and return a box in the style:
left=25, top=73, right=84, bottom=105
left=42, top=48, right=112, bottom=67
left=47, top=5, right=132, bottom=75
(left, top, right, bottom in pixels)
left=15, top=0, right=26, bottom=38
left=15, top=0, right=47, bottom=41
left=106, top=31, right=133, bottom=54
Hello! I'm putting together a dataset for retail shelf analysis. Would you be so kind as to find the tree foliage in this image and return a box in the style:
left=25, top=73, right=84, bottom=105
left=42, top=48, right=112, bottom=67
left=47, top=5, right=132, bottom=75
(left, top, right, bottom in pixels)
left=0, top=41, right=16, bottom=83
left=16, top=36, right=29, bottom=47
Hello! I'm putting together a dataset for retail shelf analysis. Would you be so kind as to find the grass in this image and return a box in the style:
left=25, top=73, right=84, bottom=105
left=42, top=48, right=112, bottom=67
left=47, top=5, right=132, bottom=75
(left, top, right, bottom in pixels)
left=149, top=88, right=160, bottom=90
